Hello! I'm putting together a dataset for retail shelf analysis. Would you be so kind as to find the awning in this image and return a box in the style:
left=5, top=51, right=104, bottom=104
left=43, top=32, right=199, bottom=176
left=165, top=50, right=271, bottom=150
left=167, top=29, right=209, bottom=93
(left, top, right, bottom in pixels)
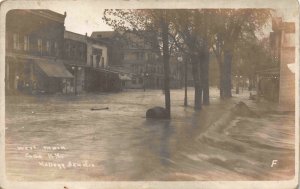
left=35, top=60, right=74, bottom=78
left=119, top=73, right=132, bottom=81
left=256, top=68, right=280, bottom=75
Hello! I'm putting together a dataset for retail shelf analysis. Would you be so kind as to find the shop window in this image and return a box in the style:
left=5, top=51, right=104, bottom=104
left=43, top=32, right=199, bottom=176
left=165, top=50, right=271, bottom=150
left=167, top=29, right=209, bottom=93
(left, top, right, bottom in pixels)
left=101, top=57, right=105, bottom=68
left=24, top=36, right=29, bottom=51
left=46, top=41, right=51, bottom=54
left=13, top=33, right=19, bottom=50
left=54, top=42, right=59, bottom=56
left=37, top=39, right=42, bottom=54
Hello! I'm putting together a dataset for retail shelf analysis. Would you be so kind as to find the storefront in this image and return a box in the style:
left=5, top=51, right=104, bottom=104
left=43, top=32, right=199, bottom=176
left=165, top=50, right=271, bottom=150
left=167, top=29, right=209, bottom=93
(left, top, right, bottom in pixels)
left=5, top=55, right=74, bottom=95
left=84, top=67, right=121, bottom=92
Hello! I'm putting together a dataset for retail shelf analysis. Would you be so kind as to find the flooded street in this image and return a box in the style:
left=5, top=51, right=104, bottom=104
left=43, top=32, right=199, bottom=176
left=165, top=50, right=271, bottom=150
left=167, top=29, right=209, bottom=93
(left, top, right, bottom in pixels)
left=5, top=88, right=295, bottom=181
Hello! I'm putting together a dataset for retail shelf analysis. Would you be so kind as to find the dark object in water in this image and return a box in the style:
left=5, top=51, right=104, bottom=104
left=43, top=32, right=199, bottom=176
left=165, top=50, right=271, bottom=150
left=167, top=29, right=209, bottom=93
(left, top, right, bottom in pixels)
left=249, top=92, right=257, bottom=100
left=146, top=106, right=168, bottom=119
left=231, top=101, right=258, bottom=117
left=90, top=107, right=109, bottom=111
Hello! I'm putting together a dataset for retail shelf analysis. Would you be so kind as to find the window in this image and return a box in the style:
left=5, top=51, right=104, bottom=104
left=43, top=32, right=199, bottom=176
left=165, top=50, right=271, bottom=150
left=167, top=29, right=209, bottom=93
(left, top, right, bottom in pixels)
left=138, top=52, right=144, bottom=60
left=101, top=57, right=105, bottom=68
left=65, top=42, right=70, bottom=57
left=13, top=33, right=19, bottom=50
left=54, top=42, right=59, bottom=56
left=90, top=55, right=93, bottom=66
left=70, top=45, right=75, bottom=57
left=80, top=45, right=85, bottom=59
left=132, top=78, right=136, bottom=84
left=46, top=41, right=51, bottom=54
left=96, top=55, right=100, bottom=67
left=24, top=36, right=29, bottom=51
left=134, top=52, right=139, bottom=60
left=37, top=39, right=42, bottom=54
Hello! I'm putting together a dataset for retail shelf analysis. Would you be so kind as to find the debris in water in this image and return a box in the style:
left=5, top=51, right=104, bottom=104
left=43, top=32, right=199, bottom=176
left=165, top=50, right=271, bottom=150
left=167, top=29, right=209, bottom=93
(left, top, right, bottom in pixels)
left=90, top=107, right=109, bottom=111
left=249, top=92, right=257, bottom=100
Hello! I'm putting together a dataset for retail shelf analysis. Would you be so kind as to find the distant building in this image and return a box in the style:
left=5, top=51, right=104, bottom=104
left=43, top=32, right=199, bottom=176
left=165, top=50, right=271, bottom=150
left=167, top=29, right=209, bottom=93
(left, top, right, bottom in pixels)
left=63, top=31, right=87, bottom=94
left=91, top=31, right=182, bottom=90
left=271, top=17, right=295, bottom=110
left=5, top=10, right=73, bottom=94
left=85, top=36, right=121, bottom=92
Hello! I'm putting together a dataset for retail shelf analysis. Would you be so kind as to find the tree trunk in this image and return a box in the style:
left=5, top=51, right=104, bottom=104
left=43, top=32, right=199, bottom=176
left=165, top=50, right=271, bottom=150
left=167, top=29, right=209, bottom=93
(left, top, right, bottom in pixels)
left=191, top=54, right=202, bottom=110
left=236, top=74, right=240, bottom=94
left=216, top=34, right=224, bottom=99
left=201, top=44, right=210, bottom=105
left=161, top=12, right=171, bottom=118
left=219, top=62, right=225, bottom=99
left=223, top=50, right=232, bottom=98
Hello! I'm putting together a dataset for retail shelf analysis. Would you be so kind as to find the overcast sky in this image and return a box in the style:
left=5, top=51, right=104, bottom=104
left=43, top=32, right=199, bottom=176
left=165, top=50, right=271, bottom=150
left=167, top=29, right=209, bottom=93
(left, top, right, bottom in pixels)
left=49, top=6, right=297, bottom=37
left=51, top=6, right=113, bottom=36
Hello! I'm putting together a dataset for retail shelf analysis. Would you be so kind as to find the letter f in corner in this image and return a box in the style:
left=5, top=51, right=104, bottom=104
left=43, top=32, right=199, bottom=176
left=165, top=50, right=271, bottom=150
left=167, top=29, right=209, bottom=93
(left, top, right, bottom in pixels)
left=271, top=160, right=278, bottom=167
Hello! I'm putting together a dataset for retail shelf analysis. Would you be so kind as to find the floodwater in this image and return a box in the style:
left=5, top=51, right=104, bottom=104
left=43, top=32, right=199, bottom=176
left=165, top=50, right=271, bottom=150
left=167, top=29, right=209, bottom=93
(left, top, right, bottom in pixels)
left=5, top=88, right=295, bottom=181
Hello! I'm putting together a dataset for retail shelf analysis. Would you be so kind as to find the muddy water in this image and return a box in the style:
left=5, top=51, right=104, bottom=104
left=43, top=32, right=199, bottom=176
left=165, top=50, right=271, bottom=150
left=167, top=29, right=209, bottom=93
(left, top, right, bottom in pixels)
left=5, top=88, right=295, bottom=181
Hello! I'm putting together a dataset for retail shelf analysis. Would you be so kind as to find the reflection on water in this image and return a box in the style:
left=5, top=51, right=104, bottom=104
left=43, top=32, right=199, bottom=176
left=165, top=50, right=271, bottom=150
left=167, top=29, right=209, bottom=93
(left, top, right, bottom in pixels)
left=5, top=89, right=295, bottom=181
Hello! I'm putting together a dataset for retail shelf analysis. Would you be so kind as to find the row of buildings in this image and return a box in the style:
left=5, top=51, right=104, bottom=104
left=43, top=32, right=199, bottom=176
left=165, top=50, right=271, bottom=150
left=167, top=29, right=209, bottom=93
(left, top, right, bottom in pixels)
left=5, top=9, right=182, bottom=95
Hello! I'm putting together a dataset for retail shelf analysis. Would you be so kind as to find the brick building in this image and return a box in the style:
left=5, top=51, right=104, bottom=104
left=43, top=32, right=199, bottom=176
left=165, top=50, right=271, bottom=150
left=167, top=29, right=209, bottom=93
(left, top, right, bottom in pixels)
left=5, top=9, right=73, bottom=94
left=91, top=31, right=174, bottom=90
left=63, top=30, right=87, bottom=94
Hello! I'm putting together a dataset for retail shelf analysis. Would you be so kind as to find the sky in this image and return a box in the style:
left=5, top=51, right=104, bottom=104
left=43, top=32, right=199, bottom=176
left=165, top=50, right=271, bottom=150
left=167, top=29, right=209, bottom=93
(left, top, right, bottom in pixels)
left=51, top=6, right=113, bottom=36
left=49, top=6, right=298, bottom=37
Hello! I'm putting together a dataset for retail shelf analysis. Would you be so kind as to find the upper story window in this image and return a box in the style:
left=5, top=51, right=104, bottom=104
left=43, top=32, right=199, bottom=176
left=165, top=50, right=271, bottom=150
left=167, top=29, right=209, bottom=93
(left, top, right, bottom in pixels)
left=24, top=35, right=29, bottom=51
left=37, top=39, right=43, bottom=54
left=138, top=52, right=144, bottom=60
left=70, top=45, right=75, bottom=57
left=46, top=41, right=51, bottom=54
left=13, top=33, right=19, bottom=50
left=79, top=45, right=85, bottom=60
left=65, top=42, right=70, bottom=57
left=96, top=55, right=101, bottom=68
left=54, top=42, right=59, bottom=56
left=90, top=55, right=93, bottom=66
left=101, top=57, right=105, bottom=68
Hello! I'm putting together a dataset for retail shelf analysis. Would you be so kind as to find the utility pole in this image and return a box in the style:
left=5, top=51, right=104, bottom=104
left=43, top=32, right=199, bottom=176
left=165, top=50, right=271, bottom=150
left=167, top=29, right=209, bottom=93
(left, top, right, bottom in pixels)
left=72, top=66, right=77, bottom=95
left=184, top=58, right=188, bottom=106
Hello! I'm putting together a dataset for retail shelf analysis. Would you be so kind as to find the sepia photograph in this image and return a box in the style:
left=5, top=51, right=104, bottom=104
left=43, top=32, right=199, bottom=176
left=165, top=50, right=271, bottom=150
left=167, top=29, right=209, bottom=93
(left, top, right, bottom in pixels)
left=0, top=0, right=299, bottom=188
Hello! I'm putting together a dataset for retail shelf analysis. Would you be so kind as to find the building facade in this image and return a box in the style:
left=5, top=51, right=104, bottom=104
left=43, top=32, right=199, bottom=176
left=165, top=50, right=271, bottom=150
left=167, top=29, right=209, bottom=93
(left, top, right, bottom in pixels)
left=271, top=17, right=295, bottom=110
left=91, top=31, right=180, bottom=90
left=85, top=36, right=121, bottom=92
left=63, top=31, right=87, bottom=94
left=5, top=9, right=73, bottom=94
